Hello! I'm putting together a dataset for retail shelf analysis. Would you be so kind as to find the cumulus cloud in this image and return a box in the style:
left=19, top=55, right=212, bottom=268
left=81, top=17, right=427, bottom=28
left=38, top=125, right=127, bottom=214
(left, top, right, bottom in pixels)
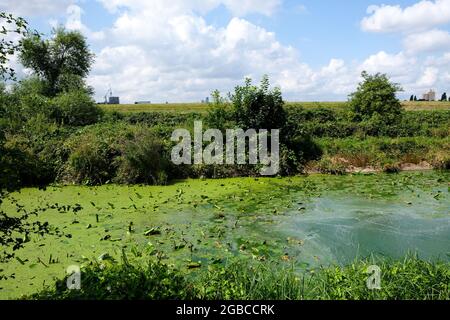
left=360, top=51, right=416, bottom=75
left=96, top=0, right=281, bottom=17
left=0, top=0, right=74, bottom=17
left=83, top=0, right=450, bottom=102
left=416, top=67, right=439, bottom=87
left=404, top=29, right=450, bottom=54
left=88, top=11, right=319, bottom=102
left=65, top=5, right=105, bottom=41
left=361, top=0, right=450, bottom=33
left=4, top=0, right=450, bottom=101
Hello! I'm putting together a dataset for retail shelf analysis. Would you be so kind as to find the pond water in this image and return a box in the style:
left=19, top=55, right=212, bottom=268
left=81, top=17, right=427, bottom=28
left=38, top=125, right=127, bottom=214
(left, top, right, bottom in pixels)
left=0, top=171, right=449, bottom=298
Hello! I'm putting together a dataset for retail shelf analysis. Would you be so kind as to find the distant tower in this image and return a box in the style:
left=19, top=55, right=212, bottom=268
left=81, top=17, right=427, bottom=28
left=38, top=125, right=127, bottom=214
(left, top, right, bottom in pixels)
left=422, top=89, right=436, bottom=101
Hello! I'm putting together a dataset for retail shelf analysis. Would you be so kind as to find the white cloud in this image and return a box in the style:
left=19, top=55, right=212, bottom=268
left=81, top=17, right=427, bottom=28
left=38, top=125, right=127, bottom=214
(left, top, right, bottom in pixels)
left=88, top=12, right=319, bottom=102
left=416, top=67, right=439, bottom=87
left=65, top=5, right=105, bottom=41
left=0, top=0, right=74, bottom=17
left=360, top=51, right=416, bottom=76
left=361, top=0, right=450, bottom=33
left=96, top=0, right=281, bottom=17
left=4, top=0, right=450, bottom=101
left=404, top=29, right=450, bottom=53
left=84, top=0, right=450, bottom=103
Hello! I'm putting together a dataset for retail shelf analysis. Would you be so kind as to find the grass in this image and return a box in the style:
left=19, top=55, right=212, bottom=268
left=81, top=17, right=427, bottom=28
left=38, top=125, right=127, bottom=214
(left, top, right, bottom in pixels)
left=99, top=101, right=450, bottom=114
left=29, top=254, right=450, bottom=300
left=311, top=136, right=450, bottom=173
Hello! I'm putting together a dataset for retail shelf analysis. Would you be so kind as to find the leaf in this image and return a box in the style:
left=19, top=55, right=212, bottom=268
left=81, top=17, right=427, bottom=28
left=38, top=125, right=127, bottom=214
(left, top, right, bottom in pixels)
left=144, top=228, right=161, bottom=236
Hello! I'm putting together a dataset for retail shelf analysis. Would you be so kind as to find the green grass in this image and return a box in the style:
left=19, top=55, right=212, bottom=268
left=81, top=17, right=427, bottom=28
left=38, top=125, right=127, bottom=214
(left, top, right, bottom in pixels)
left=311, top=136, right=450, bottom=172
left=29, top=254, right=450, bottom=300
left=99, top=101, right=450, bottom=114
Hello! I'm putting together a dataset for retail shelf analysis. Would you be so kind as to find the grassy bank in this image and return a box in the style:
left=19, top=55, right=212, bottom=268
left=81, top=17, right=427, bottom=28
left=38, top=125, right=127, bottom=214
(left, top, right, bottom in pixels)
left=310, top=136, right=450, bottom=174
left=30, top=255, right=450, bottom=300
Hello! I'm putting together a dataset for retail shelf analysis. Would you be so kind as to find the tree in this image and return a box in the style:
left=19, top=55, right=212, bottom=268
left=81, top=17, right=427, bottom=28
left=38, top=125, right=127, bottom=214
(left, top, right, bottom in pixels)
left=349, top=71, right=403, bottom=122
left=414, top=95, right=417, bottom=101
left=441, top=92, right=447, bottom=101
left=19, top=27, right=94, bottom=96
left=229, top=75, right=286, bottom=130
left=409, top=95, right=414, bottom=101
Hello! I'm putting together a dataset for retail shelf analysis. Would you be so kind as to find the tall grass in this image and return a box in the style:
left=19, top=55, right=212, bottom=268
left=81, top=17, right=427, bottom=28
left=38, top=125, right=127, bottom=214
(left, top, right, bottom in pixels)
left=30, top=255, right=449, bottom=300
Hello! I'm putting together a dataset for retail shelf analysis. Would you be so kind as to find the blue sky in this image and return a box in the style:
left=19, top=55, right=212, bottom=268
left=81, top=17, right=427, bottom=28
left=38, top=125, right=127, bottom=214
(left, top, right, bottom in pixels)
left=2, top=0, right=450, bottom=102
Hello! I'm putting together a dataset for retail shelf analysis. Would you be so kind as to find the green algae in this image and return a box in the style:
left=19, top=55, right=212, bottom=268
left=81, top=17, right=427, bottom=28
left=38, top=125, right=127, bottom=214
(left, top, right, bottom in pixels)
left=0, top=171, right=449, bottom=299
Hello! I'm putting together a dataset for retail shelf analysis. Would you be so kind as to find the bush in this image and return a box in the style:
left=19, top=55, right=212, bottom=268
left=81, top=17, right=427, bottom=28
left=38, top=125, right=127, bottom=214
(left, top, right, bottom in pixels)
left=229, top=76, right=286, bottom=130
left=349, top=71, right=403, bottom=123
left=116, top=128, right=169, bottom=184
left=52, top=90, right=103, bottom=126
left=1, top=116, right=69, bottom=187
left=62, top=123, right=169, bottom=185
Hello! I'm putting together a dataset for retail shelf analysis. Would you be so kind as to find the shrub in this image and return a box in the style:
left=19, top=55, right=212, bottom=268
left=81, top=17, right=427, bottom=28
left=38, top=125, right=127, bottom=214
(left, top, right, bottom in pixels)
left=62, top=123, right=169, bottom=185
left=52, top=90, right=103, bottom=126
left=116, top=128, right=169, bottom=184
left=349, top=71, right=403, bottom=123
left=229, top=75, right=286, bottom=130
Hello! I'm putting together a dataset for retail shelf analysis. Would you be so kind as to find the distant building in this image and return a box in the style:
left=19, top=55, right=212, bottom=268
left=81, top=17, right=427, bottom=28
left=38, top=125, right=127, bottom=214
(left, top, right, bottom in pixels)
left=422, top=90, right=436, bottom=101
left=108, top=96, right=120, bottom=104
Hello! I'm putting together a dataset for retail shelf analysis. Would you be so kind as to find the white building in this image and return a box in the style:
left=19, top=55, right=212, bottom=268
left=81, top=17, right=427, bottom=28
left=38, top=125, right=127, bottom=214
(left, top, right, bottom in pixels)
left=422, top=89, right=436, bottom=101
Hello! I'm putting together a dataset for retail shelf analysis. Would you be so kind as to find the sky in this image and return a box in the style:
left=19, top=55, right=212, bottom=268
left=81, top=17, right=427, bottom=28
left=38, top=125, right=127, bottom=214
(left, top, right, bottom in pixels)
left=1, top=0, right=450, bottom=103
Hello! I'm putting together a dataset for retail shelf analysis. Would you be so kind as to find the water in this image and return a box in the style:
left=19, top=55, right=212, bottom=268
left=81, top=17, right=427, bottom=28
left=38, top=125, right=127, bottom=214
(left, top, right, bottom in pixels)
left=1, top=171, right=449, bottom=298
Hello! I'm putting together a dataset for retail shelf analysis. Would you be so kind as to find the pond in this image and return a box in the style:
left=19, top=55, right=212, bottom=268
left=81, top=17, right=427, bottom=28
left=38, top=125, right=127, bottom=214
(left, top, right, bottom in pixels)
left=0, top=171, right=449, bottom=298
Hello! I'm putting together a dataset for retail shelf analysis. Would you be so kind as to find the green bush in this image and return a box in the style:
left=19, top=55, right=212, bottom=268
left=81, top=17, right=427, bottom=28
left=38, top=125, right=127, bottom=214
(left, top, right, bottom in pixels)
left=116, top=128, right=169, bottom=184
left=1, top=115, right=69, bottom=187
left=62, top=123, right=169, bottom=185
left=230, top=76, right=286, bottom=130
left=52, top=90, right=103, bottom=126
left=349, top=71, right=403, bottom=123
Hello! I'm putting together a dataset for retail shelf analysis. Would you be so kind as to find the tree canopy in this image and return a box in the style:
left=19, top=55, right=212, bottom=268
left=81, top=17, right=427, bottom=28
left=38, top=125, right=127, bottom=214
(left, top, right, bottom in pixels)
left=20, top=27, right=94, bottom=96
left=349, top=71, right=403, bottom=122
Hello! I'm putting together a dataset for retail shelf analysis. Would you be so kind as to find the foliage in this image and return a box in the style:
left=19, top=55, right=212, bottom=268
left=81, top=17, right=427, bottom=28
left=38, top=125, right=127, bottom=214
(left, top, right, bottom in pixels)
left=19, top=27, right=94, bottom=96
left=29, top=255, right=450, bottom=300
left=205, top=89, right=234, bottom=131
left=0, top=12, right=30, bottom=80
left=31, top=259, right=195, bottom=300
left=52, top=90, right=103, bottom=126
left=229, top=75, right=286, bottom=130
left=314, top=136, right=450, bottom=170
left=116, top=128, right=169, bottom=184
left=349, top=71, right=403, bottom=123
left=62, top=123, right=168, bottom=185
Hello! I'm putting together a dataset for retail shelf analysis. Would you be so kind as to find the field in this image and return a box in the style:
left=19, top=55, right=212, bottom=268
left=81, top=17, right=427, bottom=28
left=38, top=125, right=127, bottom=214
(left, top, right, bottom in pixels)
left=1, top=171, right=449, bottom=299
left=99, top=101, right=450, bottom=113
